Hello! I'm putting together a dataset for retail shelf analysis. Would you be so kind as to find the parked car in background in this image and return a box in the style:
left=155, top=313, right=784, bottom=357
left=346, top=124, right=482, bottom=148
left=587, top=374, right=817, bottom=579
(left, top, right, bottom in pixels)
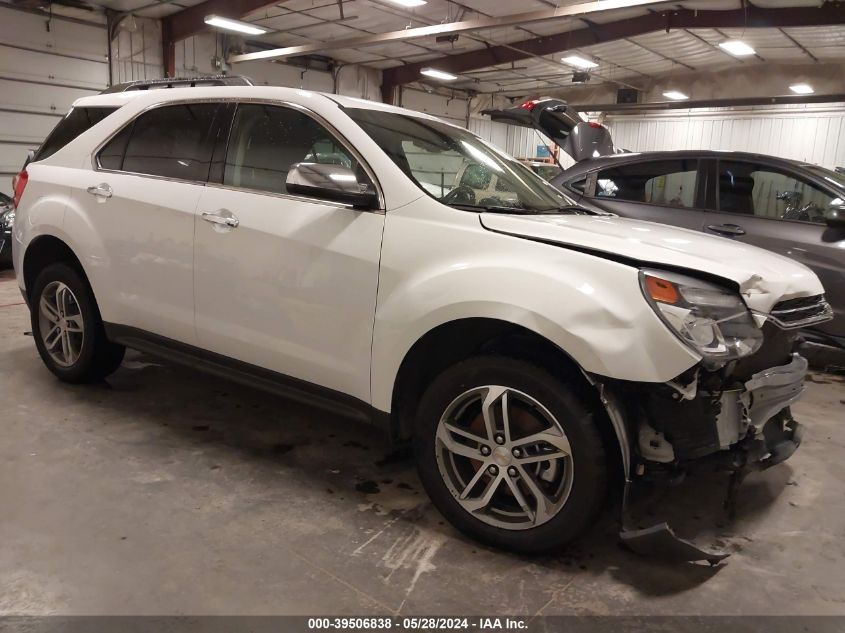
left=0, top=192, right=13, bottom=267
left=485, top=100, right=845, bottom=361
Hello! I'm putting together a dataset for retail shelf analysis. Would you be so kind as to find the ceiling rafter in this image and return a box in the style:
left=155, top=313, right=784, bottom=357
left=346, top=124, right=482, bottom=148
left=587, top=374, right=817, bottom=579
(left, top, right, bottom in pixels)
left=379, top=3, right=845, bottom=95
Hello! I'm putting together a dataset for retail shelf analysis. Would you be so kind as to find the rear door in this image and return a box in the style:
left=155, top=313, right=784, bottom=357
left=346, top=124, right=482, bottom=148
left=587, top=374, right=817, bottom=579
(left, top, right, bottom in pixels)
left=579, top=157, right=707, bottom=231
left=71, top=101, right=230, bottom=344
left=704, top=158, right=845, bottom=338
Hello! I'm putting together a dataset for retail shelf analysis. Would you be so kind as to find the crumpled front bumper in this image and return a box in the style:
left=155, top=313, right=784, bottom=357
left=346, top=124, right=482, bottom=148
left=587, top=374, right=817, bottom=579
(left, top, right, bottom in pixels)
left=743, top=353, right=807, bottom=432
left=619, top=354, right=809, bottom=564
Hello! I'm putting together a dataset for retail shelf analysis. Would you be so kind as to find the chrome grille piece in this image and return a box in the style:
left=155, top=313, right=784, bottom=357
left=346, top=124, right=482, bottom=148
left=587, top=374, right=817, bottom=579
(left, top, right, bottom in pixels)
left=766, top=295, right=834, bottom=330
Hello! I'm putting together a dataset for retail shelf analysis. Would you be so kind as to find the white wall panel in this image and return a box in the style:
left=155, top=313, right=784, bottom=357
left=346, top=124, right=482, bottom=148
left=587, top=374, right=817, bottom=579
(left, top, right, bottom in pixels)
left=607, top=105, right=845, bottom=170
left=0, top=5, right=108, bottom=195
left=112, top=17, right=164, bottom=86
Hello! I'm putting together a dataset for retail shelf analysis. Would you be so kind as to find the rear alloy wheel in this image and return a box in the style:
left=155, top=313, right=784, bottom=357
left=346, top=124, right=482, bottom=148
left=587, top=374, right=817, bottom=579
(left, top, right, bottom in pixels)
left=415, top=357, right=607, bottom=553
left=38, top=281, right=85, bottom=368
left=31, top=263, right=125, bottom=383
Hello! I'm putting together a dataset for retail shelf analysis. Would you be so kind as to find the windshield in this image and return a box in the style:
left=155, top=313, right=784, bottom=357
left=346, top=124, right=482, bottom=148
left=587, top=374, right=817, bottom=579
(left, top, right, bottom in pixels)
left=806, top=165, right=845, bottom=191
left=346, top=108, right=578, bottom=213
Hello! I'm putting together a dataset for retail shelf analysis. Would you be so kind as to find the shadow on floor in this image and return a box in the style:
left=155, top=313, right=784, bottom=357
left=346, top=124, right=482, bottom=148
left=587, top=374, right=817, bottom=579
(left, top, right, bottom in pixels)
left=14, top=345, right=795, bottom=597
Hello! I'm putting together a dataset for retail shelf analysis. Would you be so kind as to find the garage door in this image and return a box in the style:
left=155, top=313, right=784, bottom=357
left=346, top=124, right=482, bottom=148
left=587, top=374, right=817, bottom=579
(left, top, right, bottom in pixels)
left=0, top=6, right=109, bottom=195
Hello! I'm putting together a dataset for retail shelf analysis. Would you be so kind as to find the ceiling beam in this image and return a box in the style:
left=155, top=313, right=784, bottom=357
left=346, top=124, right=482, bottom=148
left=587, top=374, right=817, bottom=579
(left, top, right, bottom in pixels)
left=162, top=0, right=284, bottom=42
left=381, top=3, right=845, bottom=90
left=571, top=93, right=845, bottom=113
left=229, top=0, right=681, bottom=63
left=161, top=0, right=284, bottom=77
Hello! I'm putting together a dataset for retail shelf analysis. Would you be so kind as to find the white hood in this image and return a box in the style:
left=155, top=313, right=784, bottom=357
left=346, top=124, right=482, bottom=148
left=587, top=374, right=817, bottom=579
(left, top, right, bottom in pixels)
left=480, top=213, right=825, bottom=315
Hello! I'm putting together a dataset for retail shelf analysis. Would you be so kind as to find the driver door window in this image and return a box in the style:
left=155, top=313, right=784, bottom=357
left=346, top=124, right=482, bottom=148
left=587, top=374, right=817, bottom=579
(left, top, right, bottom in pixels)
left=718, top=161, right=834, bottom=224
left=223, top=104, right=369, bottom=197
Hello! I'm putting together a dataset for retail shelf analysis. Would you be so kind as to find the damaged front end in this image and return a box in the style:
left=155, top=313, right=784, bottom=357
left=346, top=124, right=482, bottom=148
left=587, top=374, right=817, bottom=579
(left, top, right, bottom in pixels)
left=595, top=271, right=833, bottom=564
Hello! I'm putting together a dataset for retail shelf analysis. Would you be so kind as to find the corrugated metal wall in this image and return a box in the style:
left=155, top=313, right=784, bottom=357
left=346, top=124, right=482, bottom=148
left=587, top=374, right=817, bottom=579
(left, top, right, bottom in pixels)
left=607, top=104, right=845, bottom=170
left=0, top=5, right=109, bottom=195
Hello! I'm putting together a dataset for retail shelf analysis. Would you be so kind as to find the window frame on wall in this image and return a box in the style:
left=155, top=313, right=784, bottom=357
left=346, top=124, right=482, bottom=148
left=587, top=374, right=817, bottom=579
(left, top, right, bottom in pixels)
left=713, top=157, right=840, bottom=226
left=589, top=157, right=704, bottom=211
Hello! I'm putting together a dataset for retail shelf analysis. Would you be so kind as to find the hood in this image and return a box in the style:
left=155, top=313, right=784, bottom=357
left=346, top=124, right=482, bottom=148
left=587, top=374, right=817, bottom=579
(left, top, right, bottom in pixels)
left=479, top=212, right=825, bottom=315
left=482, top=99, right=615, bottom=162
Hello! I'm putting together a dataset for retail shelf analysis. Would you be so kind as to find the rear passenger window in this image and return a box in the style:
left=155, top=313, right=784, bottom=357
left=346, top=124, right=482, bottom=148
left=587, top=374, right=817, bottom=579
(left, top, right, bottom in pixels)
left=223, top=104, right=361, bottom=196
left=718, top=160, right=835, bottom=224
left=35, top=107, right=117, bottom=162
left=596, top=160, right=698, bottom=208
left=99, top=103, right=221, bottom=182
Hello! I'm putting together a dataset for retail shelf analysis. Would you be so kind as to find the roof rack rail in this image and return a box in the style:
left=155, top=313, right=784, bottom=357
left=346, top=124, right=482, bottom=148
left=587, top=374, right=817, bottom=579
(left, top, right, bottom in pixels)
left=101, top=75, right=254, bottom=94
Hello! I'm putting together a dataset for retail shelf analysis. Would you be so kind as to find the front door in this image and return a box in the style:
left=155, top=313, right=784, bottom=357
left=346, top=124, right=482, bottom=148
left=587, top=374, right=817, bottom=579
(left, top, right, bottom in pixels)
left=193, top=102, right=385, bottom=402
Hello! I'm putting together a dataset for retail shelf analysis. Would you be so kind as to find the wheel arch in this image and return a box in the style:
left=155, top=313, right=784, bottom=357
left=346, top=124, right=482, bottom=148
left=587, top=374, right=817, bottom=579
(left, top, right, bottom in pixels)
left=388, top=317, right=616, bottom=448
left=22, top=234, right=90, bottom=303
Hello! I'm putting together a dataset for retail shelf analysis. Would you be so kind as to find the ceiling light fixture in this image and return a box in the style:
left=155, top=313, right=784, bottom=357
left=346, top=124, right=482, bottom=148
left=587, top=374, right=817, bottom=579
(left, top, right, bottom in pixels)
left=421, top=67, right=458, bottom=81
left=385, top=0, right=427, bottom=6
left=204, top=15, right=268, bottom=35
left=790, top=83, right=814, bottom=95
left=718, top=40, right=756, bottom=56
left=562, top=55, right=599, bottom=69
left=663, top=90, right=689, bottom=100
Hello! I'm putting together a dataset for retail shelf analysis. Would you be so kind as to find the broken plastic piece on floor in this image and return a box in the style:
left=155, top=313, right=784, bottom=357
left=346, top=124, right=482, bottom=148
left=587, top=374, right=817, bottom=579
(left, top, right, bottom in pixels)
left=620, top=522, right=730, bottom=565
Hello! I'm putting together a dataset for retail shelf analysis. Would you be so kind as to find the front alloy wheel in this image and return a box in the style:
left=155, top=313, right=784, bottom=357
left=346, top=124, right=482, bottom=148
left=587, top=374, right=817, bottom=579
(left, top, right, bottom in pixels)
left=435, top=385, right=574, bottom=530
left=415, top=356, right=607, bottom=553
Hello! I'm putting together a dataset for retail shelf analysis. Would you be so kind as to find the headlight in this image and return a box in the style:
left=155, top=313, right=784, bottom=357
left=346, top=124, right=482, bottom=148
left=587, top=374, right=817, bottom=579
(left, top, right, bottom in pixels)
left=640, top=269, right=763, bottom=363
left=2, top=211, right=14, bottom=229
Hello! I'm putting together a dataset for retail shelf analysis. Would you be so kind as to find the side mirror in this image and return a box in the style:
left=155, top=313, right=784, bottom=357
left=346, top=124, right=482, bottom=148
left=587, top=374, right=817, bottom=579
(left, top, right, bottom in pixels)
left=285, top=163, right=378, bottom=210
left=825, top=204, right=845, bottom=228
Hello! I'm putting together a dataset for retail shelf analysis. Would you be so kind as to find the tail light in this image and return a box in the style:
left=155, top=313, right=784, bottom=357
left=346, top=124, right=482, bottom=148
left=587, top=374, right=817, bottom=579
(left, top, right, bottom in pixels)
left=588, top=121, right=605, bottom=129
left=12, top=169, right=28, bottom=209
left=520, top=100, right=539, bottom=111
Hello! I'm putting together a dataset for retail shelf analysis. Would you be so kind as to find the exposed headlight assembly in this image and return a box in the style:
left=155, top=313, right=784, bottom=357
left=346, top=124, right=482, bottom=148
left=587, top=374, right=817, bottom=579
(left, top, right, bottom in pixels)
left=640, top=269, right=763, bottom=363
left=2, top=211, right=14, bottom=230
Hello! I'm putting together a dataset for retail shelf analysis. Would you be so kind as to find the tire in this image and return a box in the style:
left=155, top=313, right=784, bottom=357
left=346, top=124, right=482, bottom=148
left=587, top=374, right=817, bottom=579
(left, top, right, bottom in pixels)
left=414, top=356, right=607, bottom=553
left=30, top=262, right=125, bottom=383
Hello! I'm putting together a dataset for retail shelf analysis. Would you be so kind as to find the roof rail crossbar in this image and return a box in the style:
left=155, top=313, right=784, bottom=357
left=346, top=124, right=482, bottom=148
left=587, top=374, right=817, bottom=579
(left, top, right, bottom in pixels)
left=101, top=75, right=254, bottom=94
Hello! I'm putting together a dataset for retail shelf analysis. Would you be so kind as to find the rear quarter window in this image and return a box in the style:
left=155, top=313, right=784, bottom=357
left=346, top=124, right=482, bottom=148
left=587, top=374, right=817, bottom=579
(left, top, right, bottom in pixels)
left=34, top=107, right=118, bottom=162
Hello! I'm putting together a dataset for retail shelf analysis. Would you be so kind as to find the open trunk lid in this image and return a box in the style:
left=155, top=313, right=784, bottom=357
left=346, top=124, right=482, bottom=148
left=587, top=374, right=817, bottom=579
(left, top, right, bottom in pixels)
left=482, top=99, right=614, bottom=162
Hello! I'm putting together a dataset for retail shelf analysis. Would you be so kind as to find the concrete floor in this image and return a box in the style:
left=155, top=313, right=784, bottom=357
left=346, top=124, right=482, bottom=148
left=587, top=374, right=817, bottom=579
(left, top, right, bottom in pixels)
left=1, top=266, right=844, bottom=617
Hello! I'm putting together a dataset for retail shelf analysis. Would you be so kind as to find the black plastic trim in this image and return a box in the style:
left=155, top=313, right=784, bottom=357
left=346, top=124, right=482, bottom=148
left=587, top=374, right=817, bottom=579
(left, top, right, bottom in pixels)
left=104, top=323, right=390, bottom=429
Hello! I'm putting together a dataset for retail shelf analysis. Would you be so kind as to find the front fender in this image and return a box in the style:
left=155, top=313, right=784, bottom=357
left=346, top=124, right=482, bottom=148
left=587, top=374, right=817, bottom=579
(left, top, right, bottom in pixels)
left=370, top=201, right=700, bottom=412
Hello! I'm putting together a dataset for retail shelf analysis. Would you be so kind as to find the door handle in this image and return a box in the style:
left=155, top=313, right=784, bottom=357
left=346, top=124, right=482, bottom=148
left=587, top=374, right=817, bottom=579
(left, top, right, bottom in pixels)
left=86, top=183, right=113, bottom=200
left=201, top=211, right=239, bottom=228
left=706, top=223, right=746, bottom=237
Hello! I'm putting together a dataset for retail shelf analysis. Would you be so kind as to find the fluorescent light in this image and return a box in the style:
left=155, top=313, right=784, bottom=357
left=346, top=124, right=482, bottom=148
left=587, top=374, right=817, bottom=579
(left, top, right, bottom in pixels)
left=718, top=40, right=755, bottom=56
left=421, top=67, right=458, bottom=81
left=663, top=90, right=689, bottom=100
left=204, top=15, right=267, bottom=35
left=385, top=0, right=427, bottom=5
left=562, top=55, right=598, bottom=69
left=790, top=83, right=814, bottom=95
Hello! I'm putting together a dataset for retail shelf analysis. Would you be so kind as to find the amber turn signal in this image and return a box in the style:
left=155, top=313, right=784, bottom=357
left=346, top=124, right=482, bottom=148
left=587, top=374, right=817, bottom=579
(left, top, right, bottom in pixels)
left=644, top=275, right=679, bottom=304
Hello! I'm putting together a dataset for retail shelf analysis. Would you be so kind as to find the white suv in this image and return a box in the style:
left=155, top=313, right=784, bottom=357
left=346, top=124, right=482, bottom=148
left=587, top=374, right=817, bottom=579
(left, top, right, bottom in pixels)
left=11, top=83, right=833, bottom=554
